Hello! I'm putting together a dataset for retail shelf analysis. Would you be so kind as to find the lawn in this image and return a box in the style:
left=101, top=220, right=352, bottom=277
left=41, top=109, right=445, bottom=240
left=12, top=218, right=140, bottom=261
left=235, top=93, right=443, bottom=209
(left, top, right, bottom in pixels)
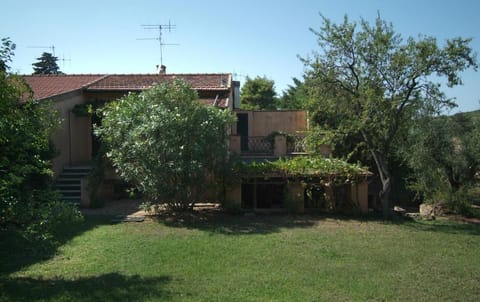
left=1, top=212, right=479, bottom=301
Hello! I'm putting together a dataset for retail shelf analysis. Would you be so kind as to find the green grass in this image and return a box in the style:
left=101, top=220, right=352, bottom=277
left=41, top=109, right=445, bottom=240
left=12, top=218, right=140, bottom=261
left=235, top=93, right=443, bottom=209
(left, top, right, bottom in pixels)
left=1, top=213, right=480, bottom=301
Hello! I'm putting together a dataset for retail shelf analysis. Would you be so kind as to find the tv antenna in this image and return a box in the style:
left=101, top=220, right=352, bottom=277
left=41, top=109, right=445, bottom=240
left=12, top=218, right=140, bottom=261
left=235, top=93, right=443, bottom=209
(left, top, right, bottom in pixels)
left=28, top=45, right=56, bottom=56
left=137, top=21, right=179, bottom=66
left=27, top=45, right=71, bottom=66
left=58, top=54, right=72, bottom=66
left=233, top=72, right=247, bottom=81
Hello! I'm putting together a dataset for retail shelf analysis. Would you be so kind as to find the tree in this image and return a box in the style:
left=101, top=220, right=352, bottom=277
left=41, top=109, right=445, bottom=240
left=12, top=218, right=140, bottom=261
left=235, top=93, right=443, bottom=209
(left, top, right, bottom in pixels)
left=302, top=15, right=477, bottom=217
left=240, top=76, right=277, bottom=110
left=96, top=79, right=236, bottom=210
left=32, top=52, right=62, bottom=74
left=0, top=37, right=15, bottom=72
left=277, top=77, right=309, bottom=110
left=403, top=113, right=480, bottom=215
left=1, top=40, right=81, bottom=239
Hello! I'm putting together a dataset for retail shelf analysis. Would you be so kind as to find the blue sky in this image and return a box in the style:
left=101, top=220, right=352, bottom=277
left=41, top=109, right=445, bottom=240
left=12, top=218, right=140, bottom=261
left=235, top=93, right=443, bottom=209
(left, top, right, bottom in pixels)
left=2, top=0, right=479, bottom=112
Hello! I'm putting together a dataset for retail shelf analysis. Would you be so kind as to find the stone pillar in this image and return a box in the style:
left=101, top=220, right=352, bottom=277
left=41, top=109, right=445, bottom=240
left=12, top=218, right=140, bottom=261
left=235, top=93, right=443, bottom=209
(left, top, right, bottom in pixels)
left=286, top=181, right=304, bottom=213
left=274, top=135, right=287, bottom=157
left=351, top=181, right=368, bottom=213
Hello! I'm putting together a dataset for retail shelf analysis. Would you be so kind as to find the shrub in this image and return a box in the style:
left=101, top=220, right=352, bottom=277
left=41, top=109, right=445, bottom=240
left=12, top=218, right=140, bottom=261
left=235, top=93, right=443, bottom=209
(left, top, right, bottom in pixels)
left=0, top=62, right=82, bottom=240
left=96, top=79, right=236, bottom=211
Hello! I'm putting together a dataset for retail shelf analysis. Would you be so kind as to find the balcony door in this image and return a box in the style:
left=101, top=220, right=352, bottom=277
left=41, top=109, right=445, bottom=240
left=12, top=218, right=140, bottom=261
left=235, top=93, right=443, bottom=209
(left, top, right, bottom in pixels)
left=236, top=113, right=249, bottom=152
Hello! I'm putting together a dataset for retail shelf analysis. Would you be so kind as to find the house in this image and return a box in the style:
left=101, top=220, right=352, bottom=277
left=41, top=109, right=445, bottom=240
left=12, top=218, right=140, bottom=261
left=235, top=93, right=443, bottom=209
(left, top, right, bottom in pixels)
left=225, top=111, right=369, bottom=213
left=23, top=71, right=369, bottom=213
left=23, top=73, right=237, bottom=175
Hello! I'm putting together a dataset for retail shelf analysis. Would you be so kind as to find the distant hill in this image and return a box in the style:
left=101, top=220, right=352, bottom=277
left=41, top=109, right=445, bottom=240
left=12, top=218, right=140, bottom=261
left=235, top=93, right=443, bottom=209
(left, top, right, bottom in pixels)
left=456, top=109, right=480, bottom=120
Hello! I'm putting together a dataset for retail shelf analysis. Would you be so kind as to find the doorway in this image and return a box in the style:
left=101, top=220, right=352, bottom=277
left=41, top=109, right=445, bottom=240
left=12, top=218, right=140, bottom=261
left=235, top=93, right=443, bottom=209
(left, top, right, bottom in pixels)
left=236, top=113, right=249, bottom=152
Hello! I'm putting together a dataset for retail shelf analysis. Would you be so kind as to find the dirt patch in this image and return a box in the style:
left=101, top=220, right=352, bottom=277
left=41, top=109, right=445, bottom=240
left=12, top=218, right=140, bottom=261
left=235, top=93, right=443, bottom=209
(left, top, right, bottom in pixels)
left=81, top=200, right=222, bottom=217
left=81, top=199, right=147, bottom=217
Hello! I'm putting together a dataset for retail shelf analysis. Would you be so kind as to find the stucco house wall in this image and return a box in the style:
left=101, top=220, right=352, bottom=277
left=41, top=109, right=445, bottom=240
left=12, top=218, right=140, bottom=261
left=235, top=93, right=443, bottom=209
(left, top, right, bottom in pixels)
left=232, top=110, right=308, bottom=136
left=50, top=91, right=90, bottom=175
left=24, top=73, right=236, bottom=177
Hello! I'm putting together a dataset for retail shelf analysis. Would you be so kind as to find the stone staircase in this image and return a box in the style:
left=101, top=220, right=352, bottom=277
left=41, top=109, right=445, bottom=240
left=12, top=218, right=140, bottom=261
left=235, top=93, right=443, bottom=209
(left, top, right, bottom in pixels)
left=56, top=166, right=92, bottom=205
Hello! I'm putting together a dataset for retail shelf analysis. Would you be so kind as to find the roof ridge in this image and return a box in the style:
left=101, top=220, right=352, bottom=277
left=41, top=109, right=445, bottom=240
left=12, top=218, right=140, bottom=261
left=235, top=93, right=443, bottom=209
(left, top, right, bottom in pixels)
left=22, top=73, right=232, bottom=77
left=22, top=73, right=108, bottom=76
left=81, top=74, right=110, bottom=89
left=98, top=73, right=232, bottom=76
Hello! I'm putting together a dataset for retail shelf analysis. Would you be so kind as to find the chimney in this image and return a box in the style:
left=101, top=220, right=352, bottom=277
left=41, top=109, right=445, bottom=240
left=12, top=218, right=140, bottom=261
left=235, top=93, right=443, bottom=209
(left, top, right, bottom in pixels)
left=159, top=64, right=166, bottom=75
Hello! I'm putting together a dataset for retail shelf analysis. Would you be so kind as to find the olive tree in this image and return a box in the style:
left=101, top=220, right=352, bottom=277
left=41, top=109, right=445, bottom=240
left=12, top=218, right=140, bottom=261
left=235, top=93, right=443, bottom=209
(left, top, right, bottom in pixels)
left=302, top=15, right=477, bottom=217
left=403, top=113, right=480, bottom=215
left=96, top=79, right=236, bottom=210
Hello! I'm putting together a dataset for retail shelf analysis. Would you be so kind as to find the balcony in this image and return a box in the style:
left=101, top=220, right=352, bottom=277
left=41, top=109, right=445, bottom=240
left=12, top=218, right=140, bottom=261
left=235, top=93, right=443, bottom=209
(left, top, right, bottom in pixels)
left=241, top=136, right=274, bottom=155
left=230, top=134, right=310, bottom=158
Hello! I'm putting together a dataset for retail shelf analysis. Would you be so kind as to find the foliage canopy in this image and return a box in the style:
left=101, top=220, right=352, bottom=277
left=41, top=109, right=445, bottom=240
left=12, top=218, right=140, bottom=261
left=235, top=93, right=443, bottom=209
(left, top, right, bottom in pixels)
left=302, top=14, right=477, bottom=216
left=96, top=79, right=236, bottom=210
left=32, top=52, right=62, bottom=75
left=277, top=77, right=309, bottom=110
left=240, top=76, right=278, bottom=110
left=237, top=156, right=369, bottom=184
left=403, top=113, right=480, bottom=215
left=0, top=37, right=15, bottom=72
left=0, top=40, right=81, bottom=239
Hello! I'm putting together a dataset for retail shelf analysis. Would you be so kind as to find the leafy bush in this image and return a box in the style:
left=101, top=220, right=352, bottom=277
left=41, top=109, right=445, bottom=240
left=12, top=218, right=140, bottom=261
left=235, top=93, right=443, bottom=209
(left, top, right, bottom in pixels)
left=85, top=144, right=107, bottom=209
left=0, top=52, right=82, bottom=239
left=96, top=79, right=236, bottom=210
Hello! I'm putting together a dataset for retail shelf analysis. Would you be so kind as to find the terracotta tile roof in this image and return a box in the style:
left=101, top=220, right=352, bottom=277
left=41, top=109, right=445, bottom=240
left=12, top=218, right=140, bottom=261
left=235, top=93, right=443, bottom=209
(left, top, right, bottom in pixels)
left=22, top=74, right=232, bottom=101
left=23, top=74, right=106, bottom=100
left=200, top=98, right=228, bottom=108
left=86, top=74, right=232, bottom=91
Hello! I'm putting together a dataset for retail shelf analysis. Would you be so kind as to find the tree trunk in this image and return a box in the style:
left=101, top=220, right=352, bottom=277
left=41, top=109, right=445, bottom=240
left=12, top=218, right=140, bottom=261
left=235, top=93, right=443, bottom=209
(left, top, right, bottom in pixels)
left=379, top=173, right=392, bottom=218
left=370, top=150, right=393, bottom=218
left=361, top=131, right=393, bottom=218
